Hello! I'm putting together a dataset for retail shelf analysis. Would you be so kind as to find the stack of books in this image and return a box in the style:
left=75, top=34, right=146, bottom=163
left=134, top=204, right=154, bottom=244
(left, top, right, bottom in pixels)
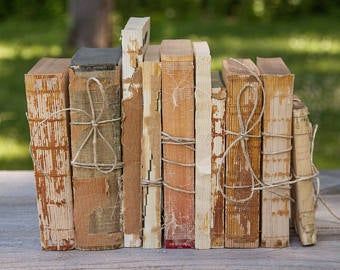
left=24, top=16, right=318, bottom=251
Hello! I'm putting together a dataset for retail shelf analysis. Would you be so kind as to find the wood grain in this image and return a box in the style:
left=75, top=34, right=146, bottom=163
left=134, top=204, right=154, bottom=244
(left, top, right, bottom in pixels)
left=24, top=58, right=75, bottom=250
left=193, top=41, right=212, bottom=249
left=222, top=58, right=261, bottom=248
left=141, top=45, right=162, bottom=248
left=161, top=39, right=195, bottom=248
left=292, top=97, right=317, bottom=246
left=257, top=57, right=294, bottom=248
left=211, top=71, right=226, bottom=248
left=121, top=17, right=150, bottom=247
left=69, top=49, right=123, bottom=250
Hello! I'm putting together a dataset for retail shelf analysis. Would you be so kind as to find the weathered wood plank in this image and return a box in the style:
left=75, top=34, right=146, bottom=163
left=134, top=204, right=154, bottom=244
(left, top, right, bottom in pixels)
left=257, top=57, right=294, bottom=248
left=24, top=58, right=75, bottom=250
left=193, top=41, right=212, bottom=249
left=161, top=39, right=195, bottom=248
left=211, top=71, right=226, bottom=248
left=222, top=58, right=261, bottom=248
left=121, top=17, right=150, bottom=247
left=141, top=45, right=162, bottom=248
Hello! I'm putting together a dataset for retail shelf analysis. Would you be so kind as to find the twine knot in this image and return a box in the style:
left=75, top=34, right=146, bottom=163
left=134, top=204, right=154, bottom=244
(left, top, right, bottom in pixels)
left=91, top=120, right=98, bottom=127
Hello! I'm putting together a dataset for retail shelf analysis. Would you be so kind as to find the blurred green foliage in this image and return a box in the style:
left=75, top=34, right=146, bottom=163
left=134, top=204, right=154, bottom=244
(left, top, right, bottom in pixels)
left=0, top=0, right=340, bottom=21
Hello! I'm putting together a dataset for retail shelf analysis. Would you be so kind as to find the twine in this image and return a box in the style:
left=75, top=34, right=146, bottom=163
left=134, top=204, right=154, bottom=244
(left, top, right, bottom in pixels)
left=27, top=77, right=123, bottom=176
left=216, top=58, right=265, bottom=203
left=216, top=58, right=318, bottom=203
left=161, top=131, right=195, bottom=193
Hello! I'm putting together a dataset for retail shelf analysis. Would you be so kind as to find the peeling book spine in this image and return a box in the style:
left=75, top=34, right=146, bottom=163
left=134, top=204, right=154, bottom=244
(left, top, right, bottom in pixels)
left=121, top=17, right=150, bottom=247
left=222, top=58, right=261, bottom=248
left=25, top=58, right=75, bottom=250
left=292, top=97, right=317, bottom=246
left=141, top=45, right=162, bottom=248
left=193, top=41, right=212, bottom=249
left=161, top=39, right=195, bottom=248
left=69, top=47, right=123, bottom=250
left=211, top=71, right=226, bottom=248
left=257, top=57, right=294, bottom=248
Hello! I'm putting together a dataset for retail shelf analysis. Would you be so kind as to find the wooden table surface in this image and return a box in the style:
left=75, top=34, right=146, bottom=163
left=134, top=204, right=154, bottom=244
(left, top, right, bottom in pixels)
left=0, top=170, right=340, bottom=269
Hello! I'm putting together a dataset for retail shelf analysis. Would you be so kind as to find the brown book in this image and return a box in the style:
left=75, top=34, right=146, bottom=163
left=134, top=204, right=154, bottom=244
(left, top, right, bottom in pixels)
left=161, top=39, right=195, bottom=248
left=69, top=47, right=123, bottom=250
left=141, top=44, right=162, bottom=248
left=211, top=71, right=226, bottom=248
left=292, top=97, right=317, bottom=246
left=222, top=58, right=261, bottom=248
left=121, top=17, right=150, bottom=247
left=257, top=57, right=294, bottom=248
left=25, top=58, right=75, bottom=250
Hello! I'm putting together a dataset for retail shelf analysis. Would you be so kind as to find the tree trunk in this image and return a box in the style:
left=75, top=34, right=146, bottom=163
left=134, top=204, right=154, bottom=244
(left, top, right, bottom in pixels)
left=68, top=0, right=113, bottom=48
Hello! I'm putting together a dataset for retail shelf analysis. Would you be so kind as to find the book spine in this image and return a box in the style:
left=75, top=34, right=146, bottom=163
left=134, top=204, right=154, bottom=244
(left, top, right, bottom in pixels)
left=193, top=42, right=212, bottom=249
left=292, top=102, right=316, bottom=245
left=211, top=82, right=226, bottom=248
left=121, top=23, right=150, bottom=248
left=141, top=56, right=162, bottom=248
left=261, top=75, right=294, bottom=248
left=68, top=68, right=123, bottom=250
left=25, top=72, right=75, bottom=250
left=162, top=61, right=195, bottom=248
left=224, top=75, right=261, bottom=248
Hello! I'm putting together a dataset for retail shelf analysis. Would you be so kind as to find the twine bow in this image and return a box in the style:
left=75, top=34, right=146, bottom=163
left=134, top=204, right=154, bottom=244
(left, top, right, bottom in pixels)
left=70, top=77, right=123, bottom=174
left=216, top=58, right=265, bottom=203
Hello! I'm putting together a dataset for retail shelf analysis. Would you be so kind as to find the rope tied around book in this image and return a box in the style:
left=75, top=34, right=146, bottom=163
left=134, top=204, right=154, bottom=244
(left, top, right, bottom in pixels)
left=27, top=77, right=123, bottom=176
left=216, top=58, right=266, bottom=203
left=160, top=131, right=195, bottom=193
left=70, top=77, right=123, bottom=174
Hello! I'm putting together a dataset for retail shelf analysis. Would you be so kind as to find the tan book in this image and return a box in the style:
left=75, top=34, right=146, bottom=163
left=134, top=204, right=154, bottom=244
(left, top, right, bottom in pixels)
left=211, top=71, right=226, bottom=248
left=193, top=41, right=212, bottom=249
left=25, top=58, right=74, bottom=250
left=222, top=58, right=261, bottom=248
left=121, top=17, right=150, bottom=247
left=292, top=97, right=317, bottom=246
left=141, top=45, right=162, bottom=248
left=161, top=39, right=195, bottom=248
left=257, top=57, right=294, bottom=248
left=69, top=47, right=123, bottom=250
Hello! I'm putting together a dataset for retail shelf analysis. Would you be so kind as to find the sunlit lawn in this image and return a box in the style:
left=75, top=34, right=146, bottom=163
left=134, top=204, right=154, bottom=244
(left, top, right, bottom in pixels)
left=0, top=14, right=339, bottom=169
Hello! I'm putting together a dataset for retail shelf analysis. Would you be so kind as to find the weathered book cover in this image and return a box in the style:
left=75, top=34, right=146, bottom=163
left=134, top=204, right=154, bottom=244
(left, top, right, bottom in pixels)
left=161, top=39, right=195, bottom=248
left=25, top=58, right=75, bottom=250
left=257, top=57, right=294, bottom=248
left=292, top=97, right=317, bottom=246
left=193, top=41, right=212, bottom=249
left=121, top=17, right=150, bottom=247
left=69, top=47, right=123, bottom=250
left=211, top=71, right=226, bottom=248
left=222, top=58, right=261, bottom=248
left=141, top=44, right=162, bottom=248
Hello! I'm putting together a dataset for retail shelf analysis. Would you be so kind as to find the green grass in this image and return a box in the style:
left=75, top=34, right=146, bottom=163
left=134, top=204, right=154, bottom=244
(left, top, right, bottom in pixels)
left=0, top=14, right=339, bottom=169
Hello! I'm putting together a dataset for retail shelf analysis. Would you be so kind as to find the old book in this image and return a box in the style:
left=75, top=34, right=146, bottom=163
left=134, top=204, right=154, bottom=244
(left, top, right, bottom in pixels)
left=257, top=57, right=294, bottom=248
left=222, top=58, right=261, bottom=248
left=121, top=17, right=150, bottom=247
left=141, top=45, right=162, bottom=248
left=25, top=58, right=75, bottom=250
left=161, top=39, right=195, bottom=248
left=292, top=97, right=317, bottom=246
left=69, top=47, right=123, bottom=250
left=193, top=41, right=212, bottom=249
left=211, top=71, right=226, bottom=248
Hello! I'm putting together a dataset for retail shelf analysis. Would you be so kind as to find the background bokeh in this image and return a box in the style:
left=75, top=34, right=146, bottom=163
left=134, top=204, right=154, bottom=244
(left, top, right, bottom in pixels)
left=0, top=0, right=339, bottom=169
